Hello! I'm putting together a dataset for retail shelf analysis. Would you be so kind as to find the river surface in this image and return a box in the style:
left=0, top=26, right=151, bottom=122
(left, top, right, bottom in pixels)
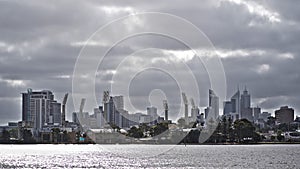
left=0, top=144, right=299, bottom=168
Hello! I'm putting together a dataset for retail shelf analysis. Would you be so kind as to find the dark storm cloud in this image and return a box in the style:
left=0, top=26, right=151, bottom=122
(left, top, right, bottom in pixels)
left=0, top=0, right=300, bottom=124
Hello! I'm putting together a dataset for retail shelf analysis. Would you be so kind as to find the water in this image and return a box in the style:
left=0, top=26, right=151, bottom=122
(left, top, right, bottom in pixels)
left=0, top=144, right=299, bottom=168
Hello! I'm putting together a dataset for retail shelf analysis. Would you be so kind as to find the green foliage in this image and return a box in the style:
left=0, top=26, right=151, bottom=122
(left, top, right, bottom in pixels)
left=204, top=118, right=262, bottom=143
left=277, top=130, right=284, bottom=142
left=1, top=129, right=10, bottom=142
left=110, top=123, right=121, bottom=132
left=233, top=119, right=256, bottom=142
left=152, top=123, right=168, bottom=137
left=126, top=123, right=169, bottom=139
left=127, top=126, right=144, bottom=138
left=21, top=128, right=35, bottom=143
left=184, top=130, right=200, bottom=143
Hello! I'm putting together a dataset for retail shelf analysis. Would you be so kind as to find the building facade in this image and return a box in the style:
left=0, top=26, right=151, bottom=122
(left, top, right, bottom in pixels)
left=22, top=89, right=61, bottom=130
left=275, top=106, right=294, bottom=124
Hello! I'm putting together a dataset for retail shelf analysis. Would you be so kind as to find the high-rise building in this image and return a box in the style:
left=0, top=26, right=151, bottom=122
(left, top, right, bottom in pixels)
left=147, top=106, right=158, bottom=118
left=208, top=89, right=219, bottom=120
left=113, top=95, right=124, bottom=111
left=94, top=107, right=105, bottom=128
left=275, top=106, right=294, bottom=124
left=204, top=107, right=210, bottom=120
left=223, top=101, right=232, bottom=115
left=240, top=87, right=251, bottom=110
left=253, top=107, right=261, bottom=122
left=22, top=89, right=61, bottom=130
left=259, top=112, right=271, bottom=122
left=119, top=109, right=129, bottom=128
left=240, top=87, right=251, bottom=119
left=231, top=89, right=240, bottom=119
left=106, top=96, right=116, bottom=125
left=191, top=107, right=200, bottom=120
left=51, top=101, right=62, bottom=125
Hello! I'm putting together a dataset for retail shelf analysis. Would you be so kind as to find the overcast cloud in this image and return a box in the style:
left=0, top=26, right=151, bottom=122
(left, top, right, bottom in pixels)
left=0, top=0, right=299, bottom=125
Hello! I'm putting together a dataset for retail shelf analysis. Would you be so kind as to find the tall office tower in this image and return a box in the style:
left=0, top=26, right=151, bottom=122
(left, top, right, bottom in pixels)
left=61, top=93, right=68, bottom=127
left=113, top=95, right=124, bottom=111
left=163, top=100, right=169, bottom=122
left=119, top=109, right=129, bottom=128
left=208, top=89, right=219, bottom=120
left=94, top=107, right=105, bottom=128
left=72, top=112, right=78, bottom=124
left=231, top=89, right=240, bottom=119
left=191, top=107, right=200, bottom=120
left=107, top=96, right=116, bottom=126
left=253, top=107, right=261, bottom=122
left=190, top=98, right=199, bottom=120
left=147, top=106, right=158, bottom=125
left=22, top=89, right=61, bottom=130
left=240, top=87, right=251, bottom=120
left=204, top=107, right=210, bottom=119
left=223, top=101, right=232, bottom=116
left=275, top=106, right=294, bottom=124
left=147, top=106, right=158, bottom=118
left=102, top=91, right=110, bottom=123
left=51, top=101, right=62, bottom=125
left=182, top=93, right=188, bottom=124
left=240, top=87, right=251, bottom=110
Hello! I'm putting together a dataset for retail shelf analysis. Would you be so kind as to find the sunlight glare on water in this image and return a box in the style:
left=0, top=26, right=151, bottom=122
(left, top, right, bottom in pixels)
left=0, top=144, right=299, bottom=168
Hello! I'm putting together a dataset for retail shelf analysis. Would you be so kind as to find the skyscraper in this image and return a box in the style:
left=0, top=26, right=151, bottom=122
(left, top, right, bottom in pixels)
left=207, top=89, right=219, bottom=120
left=240, top=87, right=251, bottom=110
left=231, top=89, right=240, bottom=119
left=223, top=101, right=232, bottom=116
left=253, top=106, right=261, bottom=122
left=240, top=87, right=252, bottom=121
left=147, top=106, right=158, bottom=118
left=112, top=95, right=124, bottom=111
left=51, top=101, right=62, bottom=125
left=22, top=89, right=61, bottom=130
left=107, top=96, right=116, bottom=125
left=94, top=106, right=105, bottom=128
left=191, top=107, right=200, bottom=120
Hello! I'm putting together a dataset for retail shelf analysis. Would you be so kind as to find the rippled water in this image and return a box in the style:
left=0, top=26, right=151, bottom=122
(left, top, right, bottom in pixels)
left=0, top=144, right=299, bottom=168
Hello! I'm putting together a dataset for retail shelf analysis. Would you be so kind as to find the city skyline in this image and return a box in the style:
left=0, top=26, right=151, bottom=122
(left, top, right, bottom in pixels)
left=1, top=1, right=300, bottom=125
left=0, top=86, right=297, bottom=127
left=0, top=84, right=299, bottom=125
left=1, top=1, right=300, bottom=168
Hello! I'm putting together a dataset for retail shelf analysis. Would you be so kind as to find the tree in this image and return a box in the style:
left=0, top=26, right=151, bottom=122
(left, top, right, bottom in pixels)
left=62, top=130, right=69, bottom=143
left=51, top=128, right=61, bottom=143
left=22, top=128, right=35, bottom=143
left=9, top=128, right=18, bottom=139
left=185, top=130, right=200, bottom=143
left=266, top=116, right=276, bottom=127
left=277, top=130, right=284, bottom=142
left=127, top=126, right=144, bottom=138
left=1, top=129, right=10, bottom=142
left=152, top=123, right=168, bottom=137
left=233, top=119, right=256, bottom=143
left=110, top=123, right=121, bottom=132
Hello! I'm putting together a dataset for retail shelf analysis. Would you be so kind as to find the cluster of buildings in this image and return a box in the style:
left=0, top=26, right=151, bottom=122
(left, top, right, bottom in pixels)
left=0, top=86, right=299, bottom=143
left=72, top=91, right=168, bottom=131
left=17, top=89, right=171, bottom=141
left=222, top=87, right=296, bottom=127
left=21, top=89, right=64, bottom=135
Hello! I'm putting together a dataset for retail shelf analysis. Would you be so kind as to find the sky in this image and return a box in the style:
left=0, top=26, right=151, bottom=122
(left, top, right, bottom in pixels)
left=0, top=0, right=300, bottom=125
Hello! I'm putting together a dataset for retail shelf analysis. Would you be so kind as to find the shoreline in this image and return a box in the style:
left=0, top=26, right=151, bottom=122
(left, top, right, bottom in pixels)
left=0, top=142, right=300, bottom=145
